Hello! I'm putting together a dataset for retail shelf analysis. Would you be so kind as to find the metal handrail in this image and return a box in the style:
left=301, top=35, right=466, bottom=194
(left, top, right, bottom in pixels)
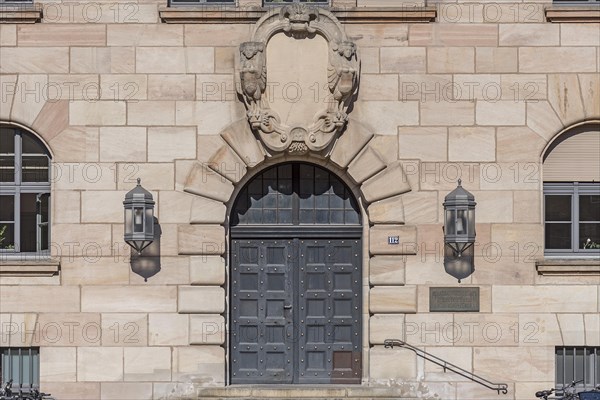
left=383, top=339, right=509, bottom=395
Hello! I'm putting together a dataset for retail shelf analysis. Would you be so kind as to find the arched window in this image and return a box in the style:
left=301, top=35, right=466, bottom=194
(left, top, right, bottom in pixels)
left=231, top=163, right=360, bottom=230
left=543, top=123, right=600, bottom=255
left=0, top=124, right=51, bottom=254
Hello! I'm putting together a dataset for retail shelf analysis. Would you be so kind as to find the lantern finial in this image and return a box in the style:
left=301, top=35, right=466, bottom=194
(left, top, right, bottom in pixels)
left=137, top=177, right=141, bottom=185
left=458, top=178, right=462, bottom=186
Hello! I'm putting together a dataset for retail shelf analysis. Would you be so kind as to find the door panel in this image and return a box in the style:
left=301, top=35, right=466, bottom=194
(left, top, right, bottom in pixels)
left=298, top=239, right=362, bottom=384
left=231, top=238, right=361, bottom=384
left=231, top=240, right=294, bottom=384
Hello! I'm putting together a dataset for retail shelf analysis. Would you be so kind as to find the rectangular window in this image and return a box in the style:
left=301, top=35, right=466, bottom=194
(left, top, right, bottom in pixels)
left=553, top=0, right=599, bottom=4
left=0, top=127, right=51, bottom=255
left=0, top=348, right=40, bottom=392
left=544, top=182, right=600, bottom=255
left=556, top=347, right=600, bottom=393
left=169, top=0, right=235, bottom=5
left=263, top=0, right=329, bottom=5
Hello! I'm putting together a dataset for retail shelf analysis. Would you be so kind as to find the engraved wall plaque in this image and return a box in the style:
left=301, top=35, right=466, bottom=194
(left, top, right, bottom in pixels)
left=429, top=287, right=480, bottom=312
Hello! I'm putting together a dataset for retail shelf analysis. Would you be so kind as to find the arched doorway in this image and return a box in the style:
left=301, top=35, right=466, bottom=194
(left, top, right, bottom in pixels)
left=229, top=162, right=362, bottom=384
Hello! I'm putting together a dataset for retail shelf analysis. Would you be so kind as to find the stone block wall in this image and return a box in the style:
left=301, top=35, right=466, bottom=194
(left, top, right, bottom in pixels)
left=0, top=1, right=599, bottom=399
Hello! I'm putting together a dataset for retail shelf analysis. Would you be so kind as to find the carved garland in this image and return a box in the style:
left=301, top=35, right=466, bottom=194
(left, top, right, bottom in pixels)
left=238, top=4, right=360, bottom=155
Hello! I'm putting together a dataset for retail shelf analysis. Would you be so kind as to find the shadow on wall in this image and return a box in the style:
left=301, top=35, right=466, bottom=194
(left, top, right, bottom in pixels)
left=130, top=217, right=161, bottom=282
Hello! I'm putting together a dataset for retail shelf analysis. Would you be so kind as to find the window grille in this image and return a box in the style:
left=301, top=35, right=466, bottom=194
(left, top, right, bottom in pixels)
left=0, top=348, right=40, bottom=392
left=556, top=347, right=600, bottom=393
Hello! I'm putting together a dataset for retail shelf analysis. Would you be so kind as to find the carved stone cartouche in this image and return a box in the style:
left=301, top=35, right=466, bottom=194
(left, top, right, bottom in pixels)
left=238, top=5, right=360, bottom=155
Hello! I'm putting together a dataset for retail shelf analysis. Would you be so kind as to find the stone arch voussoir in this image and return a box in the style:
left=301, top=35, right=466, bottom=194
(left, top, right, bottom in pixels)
left=183, top=118, right=414, bottom=229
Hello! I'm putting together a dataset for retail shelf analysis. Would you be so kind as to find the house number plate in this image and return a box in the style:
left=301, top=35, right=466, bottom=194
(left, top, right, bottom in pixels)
left=388, top=236, right=399, bottom=245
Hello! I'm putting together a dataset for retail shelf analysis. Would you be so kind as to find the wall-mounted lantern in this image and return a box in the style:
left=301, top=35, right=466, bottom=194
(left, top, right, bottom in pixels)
left=443, top=179, right=476, bottom=283
left=123, top=178, right=155, bottom=255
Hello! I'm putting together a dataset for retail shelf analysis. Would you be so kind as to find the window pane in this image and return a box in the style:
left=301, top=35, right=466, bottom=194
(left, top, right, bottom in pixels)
left=298, top=192, right=313, bottom=209
left=345, top=210, right=359, bottom=225
left=20, top=194, right=39, bottom=252
left=330, top=210, right=344, bottom=224
left=0, top=155, right=15, bottom=182
left=315, top=191, right=328, bottom=208
left=278, top=192, right=292, bottom=209
left=585, top=348, right=594, bottom=386
left=299, top=164, right=313, bottom=180
left=330, top=190, right=344, bottom=209
left=299, top=209, right=313, bottom=224
left=22, top=155, right=49, bottom=182
left=580, top=223, right=600, bottom=249
left=263, top=209, right=276, bottom=224
left=21, top=133, right=47, bottom=154
left=0, top=127, right=14, bottom=153
left=0, top=195, right=14, bottom=221
left=315, top=209, right=329, bottom=224
left=277, top=178, right=292, bottom=196
left=0, top=223, right=15, bottom=250
left=575, top=348, right=585, bottom=383
left=278, top=209, right=292, bottom=224
left=597, top=349, right=600, bottom=384
left=580, top=195, right=600, bottom=221
left=0, top=128, right=15, bottom=182
left=545, top=223, right=572, bottom=249
left=556, top=348, right=564, bottom=386
left=545, top=195, right=572, bottom=221
left=264, top=193, right=277, bottom=208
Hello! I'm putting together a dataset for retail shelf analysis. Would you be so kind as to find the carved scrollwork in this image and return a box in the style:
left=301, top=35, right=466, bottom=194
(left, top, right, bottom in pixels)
left=281, top=4, right=319, bottom=36
left=238, top=5, right=360, bottom=155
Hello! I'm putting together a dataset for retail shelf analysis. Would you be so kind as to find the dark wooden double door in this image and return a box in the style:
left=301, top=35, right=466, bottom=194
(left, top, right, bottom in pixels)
left=230, top=238, right=362, bottom=384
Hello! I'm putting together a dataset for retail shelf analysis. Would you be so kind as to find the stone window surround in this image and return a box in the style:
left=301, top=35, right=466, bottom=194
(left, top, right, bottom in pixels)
left=536, top=259, right=600, bottom=275
left=2, top=2, right=600, bottom=23
left=0, top=3, right=41, bottom=23
left=159, top=6, right=438, bottom=24
left=545, top=6, right=600, bottom=22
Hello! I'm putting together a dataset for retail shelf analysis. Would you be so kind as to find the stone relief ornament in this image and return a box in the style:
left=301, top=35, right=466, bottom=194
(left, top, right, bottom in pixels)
left=238, top=4, right=360, bottom=155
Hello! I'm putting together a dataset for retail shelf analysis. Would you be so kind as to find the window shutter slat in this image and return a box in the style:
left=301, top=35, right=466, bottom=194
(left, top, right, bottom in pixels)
left=544, top=129, right=600, bottom=182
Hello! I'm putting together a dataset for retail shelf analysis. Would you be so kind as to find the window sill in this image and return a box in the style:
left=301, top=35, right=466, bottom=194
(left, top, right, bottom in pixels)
left=536, top=259, right=600, bottom=275
left=0, top=4, right=42, bottom=23
left=0, top=259, right=60, bottom=277
left=546, top=6, right=600, bottom=22
left=159, top=6, right=437, bottom=24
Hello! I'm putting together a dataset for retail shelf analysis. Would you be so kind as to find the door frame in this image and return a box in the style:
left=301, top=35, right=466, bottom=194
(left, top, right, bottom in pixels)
left=226, top=160, right=369, bottom=385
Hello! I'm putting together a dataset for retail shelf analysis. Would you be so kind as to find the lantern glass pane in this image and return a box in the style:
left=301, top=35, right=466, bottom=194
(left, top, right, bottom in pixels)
left=456, top=209, right=467, bottom=235
left=468, top=208, right=475, bottom=236
left=124, top=208, right=133, bottom=235
left=445, top=210, right=455, bottom=235
left=145, top=208, right=154, bottom=236
left=134, top=208, right=144, bottom=233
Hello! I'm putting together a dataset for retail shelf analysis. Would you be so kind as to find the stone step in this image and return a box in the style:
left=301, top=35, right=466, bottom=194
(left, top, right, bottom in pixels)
left=195, top=386, right=428, bottom=399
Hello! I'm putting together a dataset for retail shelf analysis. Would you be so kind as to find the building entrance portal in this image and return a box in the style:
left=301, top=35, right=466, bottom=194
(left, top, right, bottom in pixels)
left=230, top=163, right=362, bottom=384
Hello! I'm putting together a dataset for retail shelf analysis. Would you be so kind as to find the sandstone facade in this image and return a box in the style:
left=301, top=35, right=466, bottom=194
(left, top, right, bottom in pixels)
left=0, top=1, right=599, bottom=399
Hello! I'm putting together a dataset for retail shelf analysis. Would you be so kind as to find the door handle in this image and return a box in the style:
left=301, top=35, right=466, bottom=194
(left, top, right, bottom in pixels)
left=284, top=304, right=293, bottom=310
